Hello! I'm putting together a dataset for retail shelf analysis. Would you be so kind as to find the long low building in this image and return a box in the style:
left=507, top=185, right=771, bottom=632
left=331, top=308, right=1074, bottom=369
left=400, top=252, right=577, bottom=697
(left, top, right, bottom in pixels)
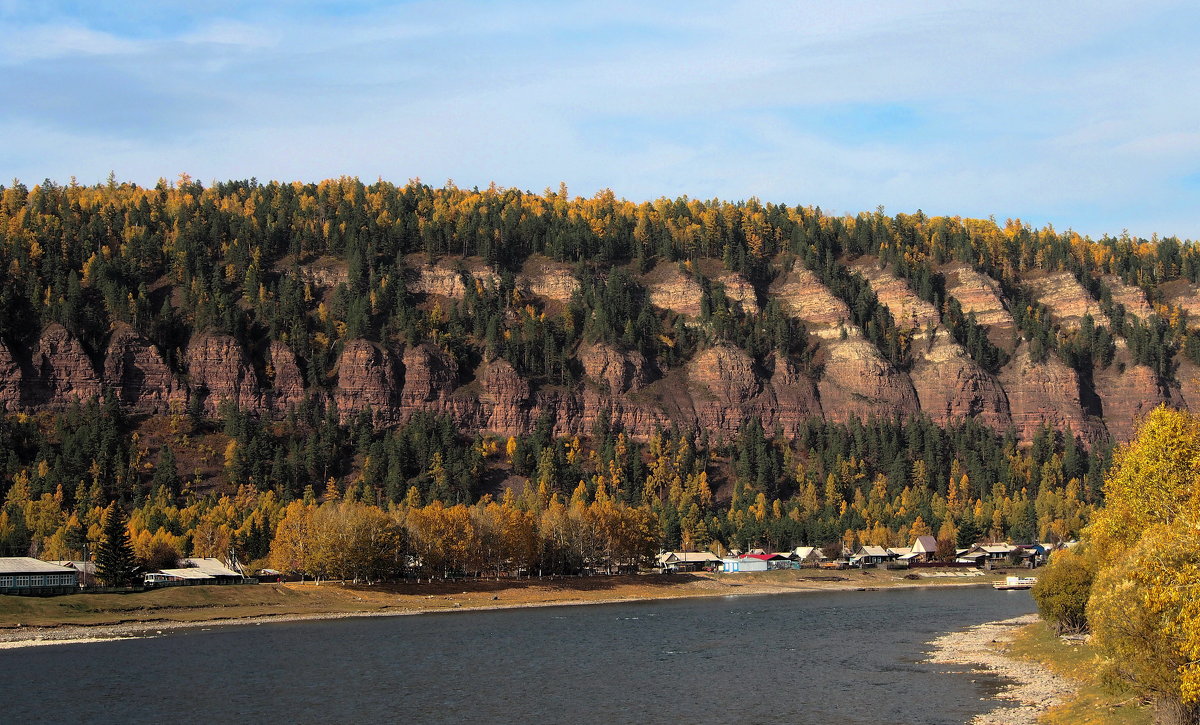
left=0, top=557, right=79, bottom=596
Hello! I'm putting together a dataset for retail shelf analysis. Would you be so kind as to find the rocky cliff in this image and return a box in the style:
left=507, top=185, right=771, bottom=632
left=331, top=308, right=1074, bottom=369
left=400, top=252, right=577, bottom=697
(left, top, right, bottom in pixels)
left=851, top=259, right=1011, bottom=431
left=940, top=263, right=1019, bottom=352
left=104, top=323, right=182, bottom=412
left=28, top=324, right=103, bottom=408
left=998, top=345, right=1105, bottom=445
left=1026, top=271, right=1110, bottom=330
left=0, top=342, right=22, bottom=411
left=334, top=340, right=400, bottom=423
left=1, top=249, right=1189, bottom=447
left=644, top=262, right=705, bottom=318
left=186, top=333, right=262, bottom=417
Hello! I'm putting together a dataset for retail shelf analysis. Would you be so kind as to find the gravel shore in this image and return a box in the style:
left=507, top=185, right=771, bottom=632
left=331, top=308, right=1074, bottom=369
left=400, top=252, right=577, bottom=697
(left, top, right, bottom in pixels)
left=927, top=613, right=1076, bottom=724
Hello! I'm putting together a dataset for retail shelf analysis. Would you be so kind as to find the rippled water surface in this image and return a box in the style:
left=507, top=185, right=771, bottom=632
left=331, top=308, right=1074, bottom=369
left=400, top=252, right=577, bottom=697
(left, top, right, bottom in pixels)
left=0, top=585, right=1034, bottom=724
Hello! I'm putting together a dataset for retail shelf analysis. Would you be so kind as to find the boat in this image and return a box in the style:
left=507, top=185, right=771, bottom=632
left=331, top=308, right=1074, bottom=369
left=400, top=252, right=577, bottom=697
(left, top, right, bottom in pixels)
left=993, top=575, right=1037, bottom=590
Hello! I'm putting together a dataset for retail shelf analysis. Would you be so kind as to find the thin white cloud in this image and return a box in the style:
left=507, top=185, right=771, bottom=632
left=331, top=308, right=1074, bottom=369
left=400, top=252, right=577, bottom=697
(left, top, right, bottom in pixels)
left=0, top=23, right=140, bottom=63
left=0, top=0, right=1197, bottom=240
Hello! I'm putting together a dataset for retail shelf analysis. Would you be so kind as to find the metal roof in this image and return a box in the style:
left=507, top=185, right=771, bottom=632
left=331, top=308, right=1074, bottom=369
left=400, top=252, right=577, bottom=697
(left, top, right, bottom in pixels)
left=0, top=557, right=77, bottom=575
left=180, top=558, right=243, bottom=577
left=912, top=536, right=938, bottom=554
left=156, top=568, right=215, bottom=580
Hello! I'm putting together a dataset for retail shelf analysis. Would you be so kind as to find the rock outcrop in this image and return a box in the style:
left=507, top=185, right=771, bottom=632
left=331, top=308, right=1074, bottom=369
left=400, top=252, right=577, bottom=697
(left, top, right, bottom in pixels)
left=580, top=342, right=650, bottom=395
left=1025, top=271, right=1109, bottom=330
left=407, top=258, right=498, bottom=299
left=480, top=358, right=531, bottom=435
left=850, top=259, right=938, bottom=330
left=1101, top=274, right=1153, bottom=320
left=1092, top=361, right=1170, bottom=442
left=267, top=341, right=307, bottom=414
left=770, top=266, right=850, bottom=333
left=103, top=323, right=181, bottom=412
left=0, top=341, right=22, bottom=410
left=909, top=331, right=1012, bottom=430
left=816, top=335, right=920, bottom=423
left=717, top=273, right=758, bottom=314
left=334, top=339, right=400, bottom=423
left=186, top=333, right=261, bottom=416
left=28, top=324, right=102, bottom=408
left=688, top=345, right=761, bottom=406
left=399, top=344, right=459, bottom=409
left=851, top=260, right=1010, bottom=430
left=520, top=256, right=579, bottom=304
left=644, top=263, right=705, bottom=317
left=940, top=263, right=1019, bottom=351
left=998, top=345, right=1105, bottom=445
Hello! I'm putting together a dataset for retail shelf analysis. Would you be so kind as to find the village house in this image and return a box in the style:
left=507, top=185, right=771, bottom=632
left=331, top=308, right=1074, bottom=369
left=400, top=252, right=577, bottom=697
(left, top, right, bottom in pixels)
left=656, top=551, right=722, bottom=573
left=955, top=543, right=1029, bottom=567
left=910, top=535, right=938, bottom=562
left=850, top=545, right=894, bottom=567
left=48, top=560, right=97, bottom=587
left=146, top=557, right=246, bottom=587
left=0, top=557, right=79, bottom=596
left=787, top=546, right=826, bottom=567
left=720, top=556, right=769, bottom=573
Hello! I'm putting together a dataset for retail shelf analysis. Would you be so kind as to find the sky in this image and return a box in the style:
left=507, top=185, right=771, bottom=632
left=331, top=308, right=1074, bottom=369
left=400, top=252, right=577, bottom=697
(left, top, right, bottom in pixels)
left=1, top=0, right=1198, bottom=240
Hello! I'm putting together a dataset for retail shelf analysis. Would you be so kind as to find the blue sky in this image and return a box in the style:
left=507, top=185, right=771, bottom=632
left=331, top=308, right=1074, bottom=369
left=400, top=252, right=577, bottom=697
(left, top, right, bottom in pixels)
left=1, top=0, right=1198, bottom=240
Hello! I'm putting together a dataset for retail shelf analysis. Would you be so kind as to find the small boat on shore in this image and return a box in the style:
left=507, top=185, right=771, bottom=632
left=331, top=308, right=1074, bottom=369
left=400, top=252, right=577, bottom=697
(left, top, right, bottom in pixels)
left=993, top=576, right=1037, bottom=590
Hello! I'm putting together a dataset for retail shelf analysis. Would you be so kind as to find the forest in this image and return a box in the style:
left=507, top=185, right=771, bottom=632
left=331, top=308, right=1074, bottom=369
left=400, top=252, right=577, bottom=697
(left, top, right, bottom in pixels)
left=1, top=175, right=1195, bottom=578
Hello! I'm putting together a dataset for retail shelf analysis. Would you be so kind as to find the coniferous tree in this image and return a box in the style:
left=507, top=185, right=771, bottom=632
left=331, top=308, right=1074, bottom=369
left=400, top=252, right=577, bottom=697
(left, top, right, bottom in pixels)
left=96, top=503, right=137, bottom=587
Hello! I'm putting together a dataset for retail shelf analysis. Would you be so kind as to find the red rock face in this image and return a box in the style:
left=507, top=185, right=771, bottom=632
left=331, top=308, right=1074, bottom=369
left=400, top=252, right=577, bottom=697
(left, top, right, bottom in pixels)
left=334, top=339, right=399, bottom=423
left=30, top=323, right=102, bottom=407
left=267, top=341, right=307, bottom=415
left=103, top=323, right=182, bottom=412
left=580, top=342, right=650, bottom=395
left=688, top=345, right=760, bottom=405
left=480, top=358, right=531, bottom=435
left=400, top=343, right=459, bottom=408
left=909, top=336, right=1011, bottom=430
left=998, top=345, right=1105, bottom=445
left=186, top=333, right=261, bottom=416
left=816, top=335, right=920, bottom=423
left=1093, top=360, right=1182, bottom=442
left=755, top=352, right=823, bottom=435
left=940, top=263, right=1019, bottom=352
left=0, top=341, right=22, bottom=410
left=852, top=260, right=1010, bottom=430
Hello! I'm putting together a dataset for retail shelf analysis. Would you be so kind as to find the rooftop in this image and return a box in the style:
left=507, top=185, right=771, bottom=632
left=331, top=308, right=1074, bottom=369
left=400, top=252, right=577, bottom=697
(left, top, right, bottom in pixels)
left=0, top=557, right=77, bottom=575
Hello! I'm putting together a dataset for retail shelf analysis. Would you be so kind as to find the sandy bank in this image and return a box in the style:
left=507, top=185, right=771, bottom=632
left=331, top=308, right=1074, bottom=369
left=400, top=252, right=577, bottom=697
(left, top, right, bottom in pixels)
left=926, top=613, right=1076, bottom=725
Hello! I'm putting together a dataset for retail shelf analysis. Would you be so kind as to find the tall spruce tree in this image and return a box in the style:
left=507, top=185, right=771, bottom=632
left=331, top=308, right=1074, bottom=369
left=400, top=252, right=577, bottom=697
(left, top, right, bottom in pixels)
left=96, top=503, right=137, bottom=587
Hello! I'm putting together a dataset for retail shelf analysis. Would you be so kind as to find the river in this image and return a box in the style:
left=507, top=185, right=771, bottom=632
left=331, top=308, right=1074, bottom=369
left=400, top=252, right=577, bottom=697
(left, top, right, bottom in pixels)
left=0, top=586, right=1034, bottom=724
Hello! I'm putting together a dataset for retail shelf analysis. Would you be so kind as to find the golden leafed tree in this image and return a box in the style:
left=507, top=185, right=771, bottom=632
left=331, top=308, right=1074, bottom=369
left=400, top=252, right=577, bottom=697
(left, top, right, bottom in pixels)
left=1082, top=406, right=1200, bottom=724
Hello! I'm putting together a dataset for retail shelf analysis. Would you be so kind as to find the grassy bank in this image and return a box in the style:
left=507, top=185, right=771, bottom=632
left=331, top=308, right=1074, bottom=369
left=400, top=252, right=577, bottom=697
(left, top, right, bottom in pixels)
left=1002, top=621, right=1150, bottom=725
left=0, top=568, right=1007, bottom=643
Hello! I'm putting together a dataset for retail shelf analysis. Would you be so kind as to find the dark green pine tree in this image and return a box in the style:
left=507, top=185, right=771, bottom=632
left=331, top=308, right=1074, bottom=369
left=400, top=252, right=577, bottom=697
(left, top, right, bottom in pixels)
left=96, top=503, right=137, bottom=587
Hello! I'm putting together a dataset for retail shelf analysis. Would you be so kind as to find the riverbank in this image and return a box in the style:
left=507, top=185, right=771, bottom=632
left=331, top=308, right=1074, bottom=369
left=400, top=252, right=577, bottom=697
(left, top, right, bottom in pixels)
left=927, top=614, right=1074, bottom=724
left=927, top=615, right=1152, bottom=725
left=0, top=567, right=1012, bottom=648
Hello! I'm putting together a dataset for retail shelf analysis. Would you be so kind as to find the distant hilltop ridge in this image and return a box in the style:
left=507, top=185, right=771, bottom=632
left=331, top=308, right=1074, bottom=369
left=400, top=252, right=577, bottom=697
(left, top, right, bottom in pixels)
left=1, top=177, right=1197, bottom=444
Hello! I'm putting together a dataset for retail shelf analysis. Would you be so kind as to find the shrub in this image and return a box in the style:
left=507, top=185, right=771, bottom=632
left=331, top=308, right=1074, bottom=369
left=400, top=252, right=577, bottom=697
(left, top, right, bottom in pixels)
left=1031, top=547, right=1095, bottom=634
